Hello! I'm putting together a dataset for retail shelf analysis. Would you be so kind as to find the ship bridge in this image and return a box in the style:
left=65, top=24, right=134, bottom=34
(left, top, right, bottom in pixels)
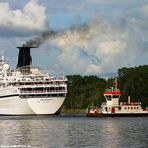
left=103, top=88, right=121, bottom=106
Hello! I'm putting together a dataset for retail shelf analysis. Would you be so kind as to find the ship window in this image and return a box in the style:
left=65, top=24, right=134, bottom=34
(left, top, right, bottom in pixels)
left=118, top=107, right=121, bottom=111
left=124, top=107, right=127, bottom=110
left=113, top=95, right=119, bottom=98
left=106, top=95, right=111, bottom=101
left=105, top=107, right=107, bottom=111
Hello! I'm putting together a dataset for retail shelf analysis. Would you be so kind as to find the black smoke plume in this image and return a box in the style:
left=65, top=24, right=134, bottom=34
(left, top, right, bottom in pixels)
left=24, top=30, right=57, bottom=47
left=16, top=30, right=59, bottom=70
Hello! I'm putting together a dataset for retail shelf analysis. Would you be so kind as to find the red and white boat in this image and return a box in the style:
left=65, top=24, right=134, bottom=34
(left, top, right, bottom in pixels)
left=86, top=80, right=148, bottom=117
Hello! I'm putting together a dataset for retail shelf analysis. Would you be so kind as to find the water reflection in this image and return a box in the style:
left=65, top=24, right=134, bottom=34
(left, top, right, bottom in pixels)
left=0, top=116, right=147, bottom=148
left=0, top=119, right=32, bottom=146
left=65, top=117, right=148, bottom=148
left=66, top=118, right=100, bottom=147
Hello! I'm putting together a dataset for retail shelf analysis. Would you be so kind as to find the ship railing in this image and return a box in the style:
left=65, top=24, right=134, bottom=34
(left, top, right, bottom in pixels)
left=11, top=78, right=67, bottom=83
left=0, top=88, right=19, bottom=96
left=18, top=84, right=67, bottom=88
left=20, top=90, right=67, bottom=94
left=105, top=88, right=120, bottom=92
left=120, top=102, right=141, bottom=106
left=48, top=77, right=67, bottom=81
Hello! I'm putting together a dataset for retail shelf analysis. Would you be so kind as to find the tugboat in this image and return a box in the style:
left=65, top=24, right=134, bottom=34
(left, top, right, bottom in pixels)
left=86, top=79, right=148, bottom=117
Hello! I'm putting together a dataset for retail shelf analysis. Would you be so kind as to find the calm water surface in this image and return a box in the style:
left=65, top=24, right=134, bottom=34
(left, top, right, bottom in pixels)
left=0, top=114, right=147, bottom=148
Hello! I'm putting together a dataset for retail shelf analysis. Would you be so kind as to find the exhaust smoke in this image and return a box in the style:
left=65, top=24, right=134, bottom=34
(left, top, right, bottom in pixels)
left=24, top=30, right=58, bottom=47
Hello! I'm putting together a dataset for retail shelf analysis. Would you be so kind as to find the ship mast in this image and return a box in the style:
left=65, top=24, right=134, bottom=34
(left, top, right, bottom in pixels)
left=114, top=77, right=118, bottom=92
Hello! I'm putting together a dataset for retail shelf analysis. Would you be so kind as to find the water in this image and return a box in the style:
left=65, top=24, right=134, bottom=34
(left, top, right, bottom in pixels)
left=0, top=114, right=147, bottom=148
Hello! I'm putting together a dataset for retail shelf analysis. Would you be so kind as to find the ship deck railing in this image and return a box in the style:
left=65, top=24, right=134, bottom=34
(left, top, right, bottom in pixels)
left=16, top=77, right=67, bottom=82
left=105, top=88, right=120, bottom=92
left=20, top=90, right=67, bottom=94
left=18, top=84, right=67, bottom=88
left=0, top=77, right=67, bottom=83
left=120, top=102, right=141, bottom=106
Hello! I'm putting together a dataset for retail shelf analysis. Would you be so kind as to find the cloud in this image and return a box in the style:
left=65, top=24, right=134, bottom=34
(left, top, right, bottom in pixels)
left=50, top=18, right=126, bottom=74
left=49, top=13, right=148, bottom=75
left=141, top=4, right=148, bottom=16
left=0, top=0, right=147, bottom=76
left=0, top=0, right=47, bottom=36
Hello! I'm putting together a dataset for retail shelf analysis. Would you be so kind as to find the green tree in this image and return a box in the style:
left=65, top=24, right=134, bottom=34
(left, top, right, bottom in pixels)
left=64, top=75, right=106, bottom=109
left=63, top=65, right=148, bottom=110
left=118, top=65, right=148, bottom=106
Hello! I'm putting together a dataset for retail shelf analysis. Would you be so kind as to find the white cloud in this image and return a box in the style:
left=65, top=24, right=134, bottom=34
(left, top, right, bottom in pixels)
left=50, top=13, right=148, bottom=75
left=0, top=0, right=148, bottom=76
left=0, top=0, right=47, bottom=35
left=51, top=18, right=129, bottom=74
left=86, top=64, right=101, bottom=74
left=141, top=4, right=148, bottom=16
left=98, top=40, right=127, bottom=56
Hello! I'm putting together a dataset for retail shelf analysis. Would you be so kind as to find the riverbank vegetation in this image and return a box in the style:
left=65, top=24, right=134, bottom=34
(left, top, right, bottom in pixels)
left=62, top=65, right=148, bottom=111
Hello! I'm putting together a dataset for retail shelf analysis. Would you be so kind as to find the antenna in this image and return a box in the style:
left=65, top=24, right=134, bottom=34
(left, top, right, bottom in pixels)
left=114, top=77, right=118, bottom=91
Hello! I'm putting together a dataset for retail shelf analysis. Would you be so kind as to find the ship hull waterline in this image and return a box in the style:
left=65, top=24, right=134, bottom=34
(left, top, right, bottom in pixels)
left=86, top=113, right=148, bottom=117
left=0, top=95, right=65, bottom=115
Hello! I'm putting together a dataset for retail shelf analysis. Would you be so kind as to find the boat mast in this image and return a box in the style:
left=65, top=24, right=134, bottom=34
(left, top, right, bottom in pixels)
left=114, top=77, right=118, bottom=91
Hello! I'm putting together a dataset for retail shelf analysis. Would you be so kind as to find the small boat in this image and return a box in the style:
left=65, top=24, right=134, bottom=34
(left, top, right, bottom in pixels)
left=86, top=79, right=148, bottom=117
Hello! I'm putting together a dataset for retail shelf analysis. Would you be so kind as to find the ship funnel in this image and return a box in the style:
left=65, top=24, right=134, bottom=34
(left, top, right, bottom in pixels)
left=16, top=46, right=36, bottom=68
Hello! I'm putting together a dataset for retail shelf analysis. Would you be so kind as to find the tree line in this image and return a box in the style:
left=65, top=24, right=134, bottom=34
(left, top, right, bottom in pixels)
left=63, top=65, right=148, bottom=109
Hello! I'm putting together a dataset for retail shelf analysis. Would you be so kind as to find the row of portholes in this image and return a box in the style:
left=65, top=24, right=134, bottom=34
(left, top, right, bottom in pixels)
left=124, top=106, right=139, bottom=110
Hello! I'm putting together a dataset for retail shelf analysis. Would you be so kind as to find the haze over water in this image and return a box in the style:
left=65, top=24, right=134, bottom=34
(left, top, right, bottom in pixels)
left=0, top=115, right=147, bottom=148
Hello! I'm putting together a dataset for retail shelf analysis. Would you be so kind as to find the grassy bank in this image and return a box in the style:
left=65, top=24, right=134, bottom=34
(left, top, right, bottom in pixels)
left=61, top=108, right=86, bottom=113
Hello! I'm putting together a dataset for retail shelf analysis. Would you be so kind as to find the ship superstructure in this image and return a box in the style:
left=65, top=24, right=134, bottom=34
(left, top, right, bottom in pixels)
left=0, top=46, right=67, bottom=115
left=86, top=78, right=148, bottom=117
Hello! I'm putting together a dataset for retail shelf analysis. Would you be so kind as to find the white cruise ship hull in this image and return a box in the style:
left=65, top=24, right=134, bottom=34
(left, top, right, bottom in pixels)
left=0, top=96, right=65, bottom=115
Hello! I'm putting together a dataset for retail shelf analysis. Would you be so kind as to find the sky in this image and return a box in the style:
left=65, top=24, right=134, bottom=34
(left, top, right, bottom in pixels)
left=0, top=0, right=148, bottom=76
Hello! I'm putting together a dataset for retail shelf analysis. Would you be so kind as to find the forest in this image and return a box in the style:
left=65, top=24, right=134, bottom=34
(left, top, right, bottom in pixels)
left=63, top=65, right=148, bottom=110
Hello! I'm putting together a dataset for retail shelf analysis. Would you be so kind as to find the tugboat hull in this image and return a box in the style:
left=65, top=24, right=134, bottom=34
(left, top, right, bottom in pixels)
left=86, top=112, right=148, bottom=117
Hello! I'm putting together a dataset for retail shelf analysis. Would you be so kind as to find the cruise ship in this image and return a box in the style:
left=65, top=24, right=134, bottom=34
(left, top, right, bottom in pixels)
left=0, top=46, right=67, bottom=115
